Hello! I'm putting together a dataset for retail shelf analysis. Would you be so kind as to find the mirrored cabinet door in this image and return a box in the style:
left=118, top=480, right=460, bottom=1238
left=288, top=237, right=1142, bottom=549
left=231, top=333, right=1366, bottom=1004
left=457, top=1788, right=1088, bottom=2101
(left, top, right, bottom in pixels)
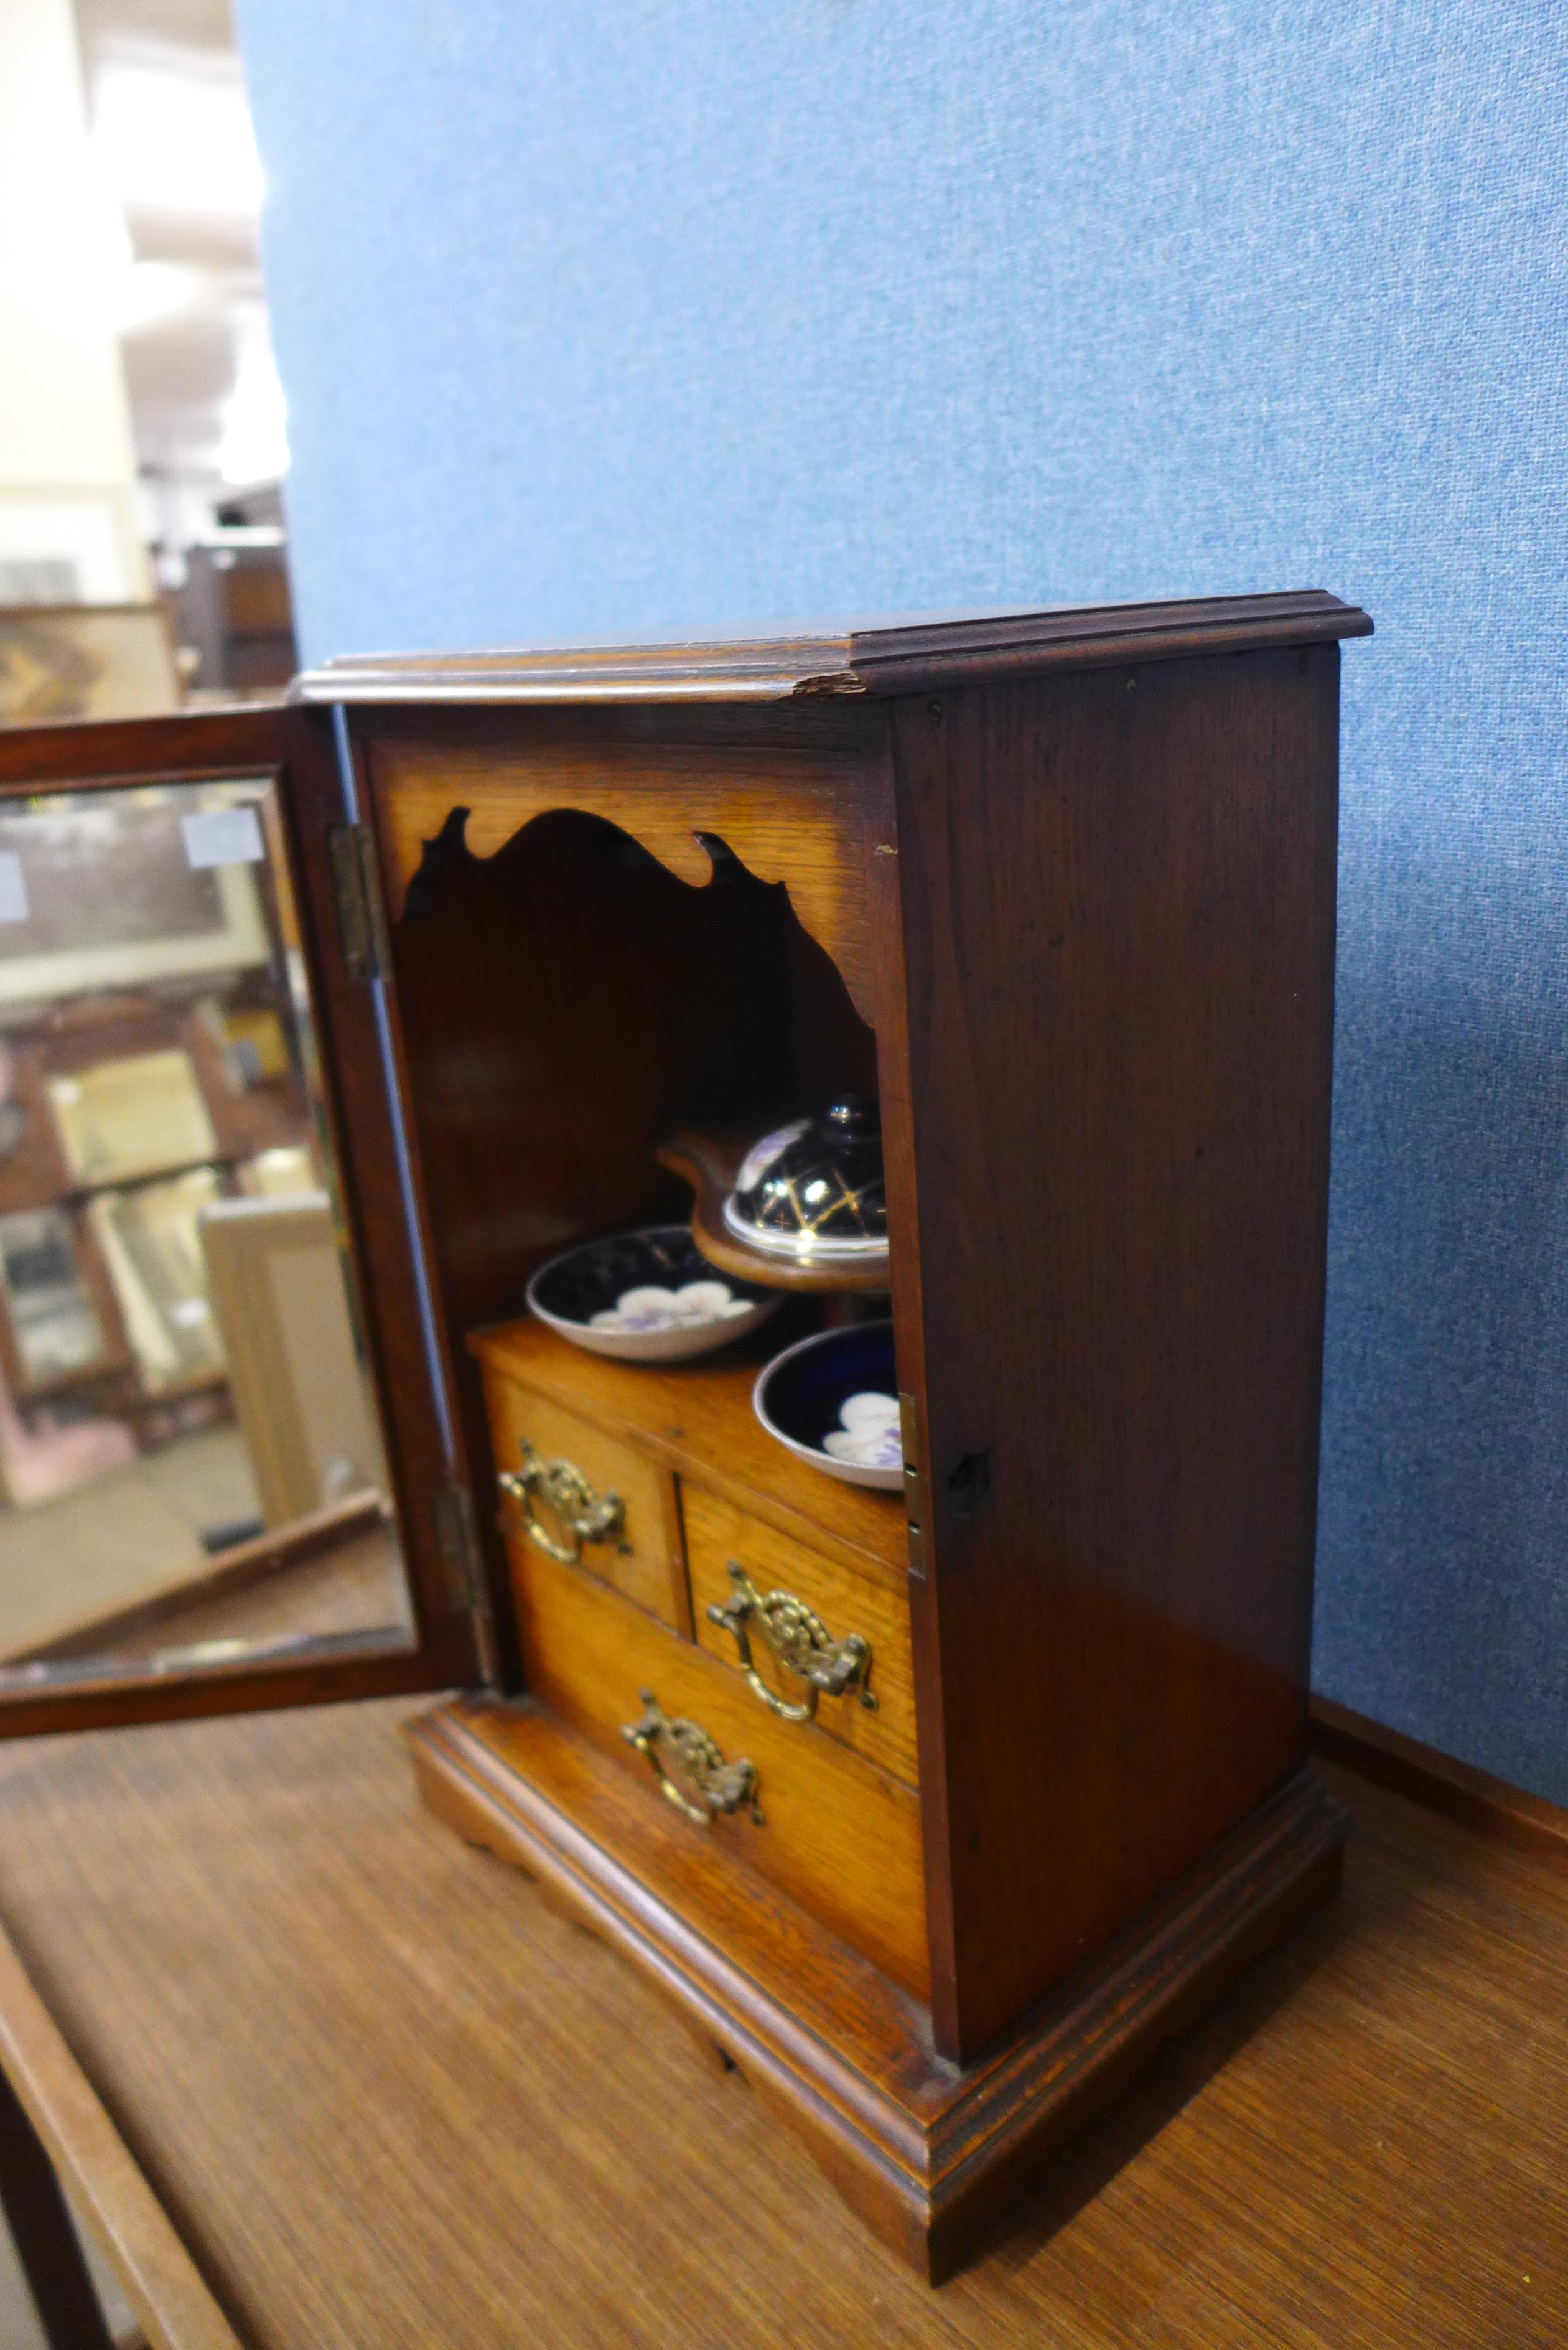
left=0, top=709, right=478, bottom=1730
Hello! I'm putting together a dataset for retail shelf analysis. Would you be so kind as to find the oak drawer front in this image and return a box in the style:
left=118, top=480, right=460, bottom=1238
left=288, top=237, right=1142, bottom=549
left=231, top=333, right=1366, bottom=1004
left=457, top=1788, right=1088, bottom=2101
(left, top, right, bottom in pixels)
left=682, top=1484, right=919, bottom=1788
left=505, top=1531, right=930, bottom=2000
left=483, top=1368, right=688, bottom=1631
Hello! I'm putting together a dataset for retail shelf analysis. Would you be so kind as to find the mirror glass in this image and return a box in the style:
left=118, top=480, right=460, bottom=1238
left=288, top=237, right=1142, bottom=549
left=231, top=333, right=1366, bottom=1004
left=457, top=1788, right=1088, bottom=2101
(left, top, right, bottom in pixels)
left=0, top=775, right=414, bottom=1693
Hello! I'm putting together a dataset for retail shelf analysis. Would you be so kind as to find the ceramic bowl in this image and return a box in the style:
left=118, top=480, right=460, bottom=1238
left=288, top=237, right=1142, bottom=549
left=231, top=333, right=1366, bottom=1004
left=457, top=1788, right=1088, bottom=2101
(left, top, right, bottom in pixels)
left=723, top=1094, right=889, bottom=1266
left=526, top=1226, right=781, bottom=1363
left=752, top=1319, right=902, bottom=1491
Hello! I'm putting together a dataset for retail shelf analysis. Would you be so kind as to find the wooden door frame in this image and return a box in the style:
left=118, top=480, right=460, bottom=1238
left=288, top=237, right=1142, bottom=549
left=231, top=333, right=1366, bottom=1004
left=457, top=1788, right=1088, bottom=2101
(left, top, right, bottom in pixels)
left=0, top=706, right=478, bottom=1736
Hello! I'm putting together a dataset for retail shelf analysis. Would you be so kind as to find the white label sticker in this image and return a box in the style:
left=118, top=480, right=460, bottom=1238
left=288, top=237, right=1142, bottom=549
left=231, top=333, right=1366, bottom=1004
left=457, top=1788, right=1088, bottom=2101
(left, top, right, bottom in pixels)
left=182, top=806, right=264, bottom=870
left=0, top=853, right=28, bottom=924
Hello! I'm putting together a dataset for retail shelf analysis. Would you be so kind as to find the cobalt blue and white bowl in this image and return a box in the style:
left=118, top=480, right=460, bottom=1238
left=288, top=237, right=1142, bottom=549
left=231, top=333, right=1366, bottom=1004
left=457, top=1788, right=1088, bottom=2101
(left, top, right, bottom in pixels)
left=527, top=1225, right=781, bottom=1364
left=752, top=1319, right=903, bottom=1491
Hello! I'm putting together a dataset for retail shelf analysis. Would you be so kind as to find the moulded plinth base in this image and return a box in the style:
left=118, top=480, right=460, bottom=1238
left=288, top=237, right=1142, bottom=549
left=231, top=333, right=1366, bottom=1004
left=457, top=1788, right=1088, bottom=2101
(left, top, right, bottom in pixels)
left=407, top=1695, right=1345, bottom=2282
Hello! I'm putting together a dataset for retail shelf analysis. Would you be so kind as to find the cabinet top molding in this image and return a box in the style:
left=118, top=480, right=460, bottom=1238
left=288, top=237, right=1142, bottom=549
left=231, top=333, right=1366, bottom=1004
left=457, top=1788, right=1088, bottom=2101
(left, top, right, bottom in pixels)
left=292, top=590, right=1373, bottom=708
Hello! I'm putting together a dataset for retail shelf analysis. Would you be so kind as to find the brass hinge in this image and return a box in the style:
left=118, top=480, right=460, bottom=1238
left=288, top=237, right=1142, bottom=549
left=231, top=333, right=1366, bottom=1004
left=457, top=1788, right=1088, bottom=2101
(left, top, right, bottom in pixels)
left=431, top=1481, right=501, bottom=1687
left=326, top=820, right=391, bottom=981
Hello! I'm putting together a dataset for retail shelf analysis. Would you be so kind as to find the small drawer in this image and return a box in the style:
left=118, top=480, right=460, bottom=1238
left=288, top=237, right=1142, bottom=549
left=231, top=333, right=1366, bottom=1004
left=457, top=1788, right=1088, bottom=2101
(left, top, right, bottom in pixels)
left=483, top=1365, right=688, bottom=1631
left=505, top=1530, right=929, bottom=2000
left=683, top=1484, right=919, bottom=1788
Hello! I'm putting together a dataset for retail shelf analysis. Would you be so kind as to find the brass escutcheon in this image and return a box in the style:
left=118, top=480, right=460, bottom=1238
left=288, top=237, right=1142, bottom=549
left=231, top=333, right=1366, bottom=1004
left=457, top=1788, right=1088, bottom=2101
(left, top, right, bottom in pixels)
left=498, top=1439, right=627, bottom=1566
left=707, top=1561, right=876, bottom=1723
left=621, top=1692, right=763, bottom=1827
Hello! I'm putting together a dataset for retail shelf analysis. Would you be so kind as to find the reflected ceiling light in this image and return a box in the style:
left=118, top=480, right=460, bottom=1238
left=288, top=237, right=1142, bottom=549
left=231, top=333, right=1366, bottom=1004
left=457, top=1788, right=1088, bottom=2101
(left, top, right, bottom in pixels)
left=92, top=62, right=263, bottom=217
left=114, top=259, right=206, bottom=334
left=217, top=329, right=289, bottom=487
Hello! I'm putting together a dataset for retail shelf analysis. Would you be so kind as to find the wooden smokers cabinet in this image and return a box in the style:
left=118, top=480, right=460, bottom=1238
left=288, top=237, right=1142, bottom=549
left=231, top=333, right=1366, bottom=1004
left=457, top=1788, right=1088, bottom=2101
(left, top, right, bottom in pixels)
left=0, top=592, right=1373, bottom=2282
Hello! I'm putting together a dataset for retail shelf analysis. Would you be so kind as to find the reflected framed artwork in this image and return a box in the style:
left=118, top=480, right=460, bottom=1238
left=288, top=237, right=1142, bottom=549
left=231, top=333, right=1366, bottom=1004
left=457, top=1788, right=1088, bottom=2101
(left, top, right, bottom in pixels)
left=0, top=788, right=270, bottom=1007
left=0, top=603, right=179, bottom=728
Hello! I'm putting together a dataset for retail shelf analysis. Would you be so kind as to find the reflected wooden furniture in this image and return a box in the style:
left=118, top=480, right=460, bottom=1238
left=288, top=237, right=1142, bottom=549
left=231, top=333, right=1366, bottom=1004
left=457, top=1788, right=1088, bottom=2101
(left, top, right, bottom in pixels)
left=175, top=541, right=298, bottom=699
left=201, top=1194, right=388, bottom=1527
left=0, top=1700, right=1561, bottom=2348
left=0, top=985, right=315, bottom=1460
left=0, top=1491, right=399, bottom=1670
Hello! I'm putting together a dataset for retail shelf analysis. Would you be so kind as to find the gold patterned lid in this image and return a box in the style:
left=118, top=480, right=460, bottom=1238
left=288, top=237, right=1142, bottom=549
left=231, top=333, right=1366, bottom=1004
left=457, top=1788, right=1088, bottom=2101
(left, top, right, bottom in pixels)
left=722, top=1097, right=887, bottom=1262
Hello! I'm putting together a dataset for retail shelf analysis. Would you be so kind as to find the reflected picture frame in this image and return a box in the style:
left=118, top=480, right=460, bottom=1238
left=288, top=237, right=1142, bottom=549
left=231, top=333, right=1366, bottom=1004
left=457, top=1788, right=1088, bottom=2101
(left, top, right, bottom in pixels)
left=0, top=602, right=179, bottom=728
left=0, top=785, right=271, bottom=1008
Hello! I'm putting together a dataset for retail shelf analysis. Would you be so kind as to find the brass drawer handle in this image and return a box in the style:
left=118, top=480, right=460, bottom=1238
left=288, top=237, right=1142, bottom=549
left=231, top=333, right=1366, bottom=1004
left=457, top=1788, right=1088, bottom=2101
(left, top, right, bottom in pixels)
left=707, top=1561, right=876, bottom=1723
left=498, top=1439, right=627, bottom=1566
left=622, top=1691, right=763, bottom=1827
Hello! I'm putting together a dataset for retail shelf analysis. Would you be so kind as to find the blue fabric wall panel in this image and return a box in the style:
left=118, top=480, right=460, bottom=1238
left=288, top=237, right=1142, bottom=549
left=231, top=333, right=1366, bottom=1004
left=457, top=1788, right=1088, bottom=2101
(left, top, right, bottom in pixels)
left=234, top=0, right=1568, bottom=1799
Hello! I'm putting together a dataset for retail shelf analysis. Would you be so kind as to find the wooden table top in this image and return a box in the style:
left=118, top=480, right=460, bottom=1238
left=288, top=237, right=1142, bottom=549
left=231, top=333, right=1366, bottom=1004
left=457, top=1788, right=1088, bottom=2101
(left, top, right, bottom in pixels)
left=0, top=1696, right=1559, bottom=2349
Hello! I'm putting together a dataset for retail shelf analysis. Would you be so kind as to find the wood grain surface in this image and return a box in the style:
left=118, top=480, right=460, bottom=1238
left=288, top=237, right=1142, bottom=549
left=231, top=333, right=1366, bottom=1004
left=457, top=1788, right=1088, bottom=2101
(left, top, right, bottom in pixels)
left=1310, top=1694, right=1568, bottom=1871
left=0, top=1924, right=240, bottom=2350
left=363, top=702, right=881, bottom=1021
left=2, top=1496, right=393, bottom=1665
left=293, top=592, right=1372, bottom=707
left=0, top=700, right=479, bottom=1735
left=0, top=2060, right=119, bottom=2350
left=483, top=1368, right=689, bottom=1631
left=368, top=741, right=884, bottom=1695
left=682, top=1482, right=919, bottom=1784
left=274, top=704, right=487, bottom=1694
left=0, top=1699, right=1557, bottom=2346
left=471, top=1315, right=907, bottom=1585
left=100, top=1527, right=403, bottom=1664
left=500, top=1537, right=931, bottom=1996
left=890, top=646, right=1341, bottom=2057
left=0, top=708, right=282, bottom=792
left=412, top=1702, right=1340, bottom=2277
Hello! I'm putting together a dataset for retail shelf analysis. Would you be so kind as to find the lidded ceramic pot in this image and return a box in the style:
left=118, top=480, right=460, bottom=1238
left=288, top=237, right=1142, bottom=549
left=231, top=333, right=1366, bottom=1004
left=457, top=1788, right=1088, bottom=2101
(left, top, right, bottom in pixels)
left=722, top=1095, right=887, bottom=1263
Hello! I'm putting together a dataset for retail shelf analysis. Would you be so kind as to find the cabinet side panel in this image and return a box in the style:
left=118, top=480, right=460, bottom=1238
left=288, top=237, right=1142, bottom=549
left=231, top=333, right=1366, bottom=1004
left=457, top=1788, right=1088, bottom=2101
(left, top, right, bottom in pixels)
left=894, top=646, right=1339, bottom=2059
